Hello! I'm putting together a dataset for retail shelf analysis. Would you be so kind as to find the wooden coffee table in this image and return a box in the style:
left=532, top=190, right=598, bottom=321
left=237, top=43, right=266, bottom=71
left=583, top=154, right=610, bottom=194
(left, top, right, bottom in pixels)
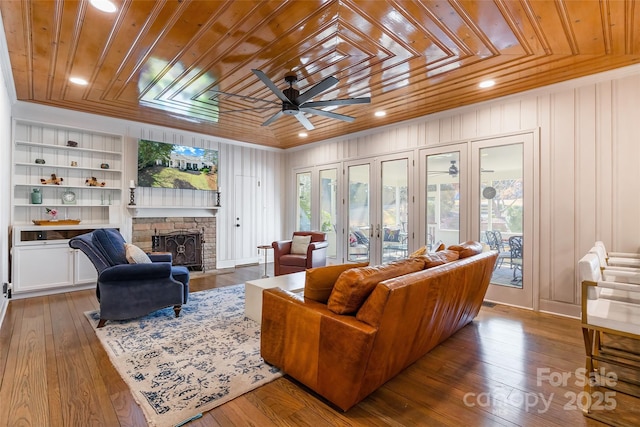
left=245, top=271, right=306, bottom=323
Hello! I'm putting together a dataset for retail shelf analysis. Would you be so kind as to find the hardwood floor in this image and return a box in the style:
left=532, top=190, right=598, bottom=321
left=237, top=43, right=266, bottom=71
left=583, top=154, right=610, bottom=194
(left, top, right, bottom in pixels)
left=0, top=264, right=636, bottom=426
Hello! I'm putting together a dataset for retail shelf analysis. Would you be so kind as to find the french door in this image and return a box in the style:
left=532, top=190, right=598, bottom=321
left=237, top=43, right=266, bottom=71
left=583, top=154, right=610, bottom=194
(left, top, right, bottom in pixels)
left=419, top=133, right=536, bottom=308
left=345, top=152, right=413, bottom=265
left=471, top=133, right=536, bottom=309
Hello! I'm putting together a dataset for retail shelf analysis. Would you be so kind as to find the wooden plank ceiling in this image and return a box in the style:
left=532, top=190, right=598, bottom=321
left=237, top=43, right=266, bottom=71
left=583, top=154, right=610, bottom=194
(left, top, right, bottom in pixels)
left=1, top=0, right=639, bottom=149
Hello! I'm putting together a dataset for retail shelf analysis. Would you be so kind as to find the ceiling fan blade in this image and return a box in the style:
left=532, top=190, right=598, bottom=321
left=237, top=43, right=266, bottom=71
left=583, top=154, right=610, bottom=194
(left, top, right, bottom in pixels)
left=295, top=113, right=315, bottom=130
left=262, top=110, right=284, bottom=126
left=252, top=69, right=291, bottom=103
left=295, top=76, right=339, bottom=105
left=300, top=107, right=355, bottom=123
left=302, top=97, right=371, bottom=108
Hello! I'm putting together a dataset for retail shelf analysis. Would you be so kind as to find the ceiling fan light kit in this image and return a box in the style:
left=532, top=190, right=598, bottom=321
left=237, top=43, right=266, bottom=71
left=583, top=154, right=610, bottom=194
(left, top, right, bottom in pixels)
left=251, top=69, right=371, bottom=130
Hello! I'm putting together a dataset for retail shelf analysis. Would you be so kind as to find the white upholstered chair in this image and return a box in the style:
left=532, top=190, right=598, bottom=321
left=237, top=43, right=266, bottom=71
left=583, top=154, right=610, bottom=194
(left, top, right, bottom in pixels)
left=595, top=240, right=640, bottom=268
left=579, top=253, right=640, bottom=420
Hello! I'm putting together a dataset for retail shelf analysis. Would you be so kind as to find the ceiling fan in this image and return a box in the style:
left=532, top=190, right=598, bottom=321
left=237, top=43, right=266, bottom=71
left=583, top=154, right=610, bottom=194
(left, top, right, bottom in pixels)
left=249, top=69, right=371, bottom=130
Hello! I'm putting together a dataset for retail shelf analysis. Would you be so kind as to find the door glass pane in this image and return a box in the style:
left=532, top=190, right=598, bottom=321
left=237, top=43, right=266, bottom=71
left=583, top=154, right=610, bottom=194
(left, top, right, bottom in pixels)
left=347, top=164, right=370, bottom=262
left=426, top=152, right=460, bottom=248
left=320, top=168, right=337, bottom=259
left=381, top=159, right=408, bottom=262
left=480, top=144, right=523, bottom=288
left=296, top=172, right=311, bottom=231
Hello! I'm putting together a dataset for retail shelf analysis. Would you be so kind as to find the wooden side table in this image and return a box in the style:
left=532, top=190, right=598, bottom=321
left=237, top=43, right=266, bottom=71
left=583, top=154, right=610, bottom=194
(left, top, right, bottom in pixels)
left=257, top=244, right=272, bottom=278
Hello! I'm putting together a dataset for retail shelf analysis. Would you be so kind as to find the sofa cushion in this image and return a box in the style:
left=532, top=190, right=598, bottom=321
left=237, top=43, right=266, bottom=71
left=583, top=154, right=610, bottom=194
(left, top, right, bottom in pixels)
left=304, top=262, right=369, bottom=303
left=92, top=228, right=128, bottom=266
left=125, top=243, right=152, bottom=264
left=447, top=241, right=483, bottom=258
left=416, top=249, right=460, bottom=268
left=291, top=234, right=312, bottom=255
left=328, top=257, right=425, bottom=315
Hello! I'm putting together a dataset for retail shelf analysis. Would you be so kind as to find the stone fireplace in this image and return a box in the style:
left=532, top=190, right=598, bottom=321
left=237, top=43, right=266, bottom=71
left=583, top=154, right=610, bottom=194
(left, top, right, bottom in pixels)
left=131, top=216, right=216, bottom=272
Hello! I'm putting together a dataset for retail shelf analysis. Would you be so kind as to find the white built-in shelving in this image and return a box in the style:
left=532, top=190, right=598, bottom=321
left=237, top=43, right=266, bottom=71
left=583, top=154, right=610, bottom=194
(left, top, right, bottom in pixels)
left=12, top=120, right=124, bottom=226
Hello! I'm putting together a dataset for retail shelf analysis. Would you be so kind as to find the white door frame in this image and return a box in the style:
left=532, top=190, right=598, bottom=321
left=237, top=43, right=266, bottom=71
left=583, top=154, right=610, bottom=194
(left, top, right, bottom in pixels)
left=470, top=131, right=539, bottom=310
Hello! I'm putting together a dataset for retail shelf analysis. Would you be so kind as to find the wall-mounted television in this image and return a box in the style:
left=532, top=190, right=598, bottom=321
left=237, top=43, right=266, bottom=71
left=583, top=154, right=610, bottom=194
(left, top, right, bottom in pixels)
left=137, top=139, right=218, bottom=191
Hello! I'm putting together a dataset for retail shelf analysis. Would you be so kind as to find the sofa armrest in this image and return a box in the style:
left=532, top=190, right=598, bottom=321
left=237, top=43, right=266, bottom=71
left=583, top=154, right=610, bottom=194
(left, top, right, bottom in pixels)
left=99, top=262, right=173, bottom=283
left=261, top=287, right=377, bottom=411
left=148, top=252, right=172, bottom=263
left=309, top=240, right=329, bottom=251
left=272, top=240, right=292, bottom=257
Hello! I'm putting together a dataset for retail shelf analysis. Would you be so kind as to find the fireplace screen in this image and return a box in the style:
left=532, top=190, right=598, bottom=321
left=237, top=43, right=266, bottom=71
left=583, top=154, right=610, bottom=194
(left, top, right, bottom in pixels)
left=152, top=229, right=204, bottom=271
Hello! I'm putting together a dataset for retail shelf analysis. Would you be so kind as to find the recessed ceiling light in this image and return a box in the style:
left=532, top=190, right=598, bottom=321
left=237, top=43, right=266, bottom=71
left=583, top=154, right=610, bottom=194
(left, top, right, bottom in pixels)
left=90, top=0, right=117, bottom=13
left=374, top=111, right=386, bottom=117
left=298, top=132, right=308, bottom=138
left=479, top=80, right=495, bottom=89
left=69, top=77, right=88, bottom=86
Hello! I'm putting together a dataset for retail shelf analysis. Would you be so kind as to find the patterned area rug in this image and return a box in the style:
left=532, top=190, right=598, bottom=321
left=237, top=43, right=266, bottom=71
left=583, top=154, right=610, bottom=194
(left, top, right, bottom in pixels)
left=85, top=284, right=281, bottom=427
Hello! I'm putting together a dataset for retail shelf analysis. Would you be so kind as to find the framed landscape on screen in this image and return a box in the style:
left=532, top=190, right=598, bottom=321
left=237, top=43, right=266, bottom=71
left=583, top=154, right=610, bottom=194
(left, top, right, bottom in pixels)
left=137, top=139, right=218, bottom=191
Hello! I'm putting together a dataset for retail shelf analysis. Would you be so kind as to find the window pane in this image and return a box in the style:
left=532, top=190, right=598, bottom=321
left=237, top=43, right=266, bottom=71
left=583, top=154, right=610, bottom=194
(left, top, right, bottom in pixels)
left=320, top=168, right=337, bottom=258
left=348, top=164, right=370, bottom=262
left=296, top=172, right=311, bottom=231
left=426, top=153, right=460, bottom=248
left=381, top=159, right=408, bottom=262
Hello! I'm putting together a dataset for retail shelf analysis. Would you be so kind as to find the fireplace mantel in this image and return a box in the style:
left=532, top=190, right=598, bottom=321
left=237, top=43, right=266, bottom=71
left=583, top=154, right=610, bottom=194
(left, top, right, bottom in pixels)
left=127, top=206, right=219, bottom=218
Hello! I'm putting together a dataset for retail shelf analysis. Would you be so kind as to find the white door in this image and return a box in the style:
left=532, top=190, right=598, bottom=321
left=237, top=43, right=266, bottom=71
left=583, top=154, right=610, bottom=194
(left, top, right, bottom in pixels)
left=471, top=132, right=537, bottom=309
left=234, top=175, right=260, bottom=266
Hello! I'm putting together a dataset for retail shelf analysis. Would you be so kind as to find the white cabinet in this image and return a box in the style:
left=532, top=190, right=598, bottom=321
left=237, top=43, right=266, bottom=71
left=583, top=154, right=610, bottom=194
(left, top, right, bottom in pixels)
left=12, top=244, right=74, bottom=293
left=10, top=225, right=114, bottom=297
left=12, top=120, right=123, bottom=226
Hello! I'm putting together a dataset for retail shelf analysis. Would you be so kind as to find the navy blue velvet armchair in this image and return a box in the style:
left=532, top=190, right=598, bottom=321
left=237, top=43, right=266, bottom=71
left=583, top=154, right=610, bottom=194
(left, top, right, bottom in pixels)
left=69, top=228, right=189, bottom=328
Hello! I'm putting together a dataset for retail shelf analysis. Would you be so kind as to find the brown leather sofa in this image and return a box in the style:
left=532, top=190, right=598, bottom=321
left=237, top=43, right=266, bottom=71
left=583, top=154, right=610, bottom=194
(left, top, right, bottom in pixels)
left=261, top=242, right=498, bottom=411
left=272, top=231, right=328, bottom=276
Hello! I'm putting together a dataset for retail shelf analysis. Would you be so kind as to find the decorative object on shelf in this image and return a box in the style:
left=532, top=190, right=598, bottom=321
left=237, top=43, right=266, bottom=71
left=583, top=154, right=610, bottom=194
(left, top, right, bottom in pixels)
left=67, top=140, right=78, bottom=147
left=71, top=161, right=78, bottom=167
left=129, top=180, right=136, bottom=206
left=32, top=219, right=81, bottom=225
left=45, top=207, right=58, bottom=220
left=216, top=186, right=221, bottom=207
left=40, top=173, right=63, bottom=185
left=85, top=176, right=106, bottom=187
left=61, top=189, right=77, bottom=205
left=100, top=163, right=110, bottom=169
left=30, top=188, right=42, bottom=204
left=35, top=158, right=45, bottom=164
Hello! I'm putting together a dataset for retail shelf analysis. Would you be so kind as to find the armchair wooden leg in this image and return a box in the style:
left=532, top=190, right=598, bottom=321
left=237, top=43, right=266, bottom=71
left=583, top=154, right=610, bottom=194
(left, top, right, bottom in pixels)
left=97, top=319, right=107, bottom=328
left=173, top=305, right=182, bottom=318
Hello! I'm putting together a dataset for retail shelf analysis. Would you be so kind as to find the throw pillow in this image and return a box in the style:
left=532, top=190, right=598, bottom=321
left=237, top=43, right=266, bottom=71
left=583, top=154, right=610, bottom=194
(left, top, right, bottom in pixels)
left=327, top=257, right=425, bottom=315
left=304, top=262, right=369, bottom=303
left=409, top=246, right=427, bottom=257
left=291, top=234, right=312, bottom=255
left=125, top=243, right=152, bottom=264
left=447, top=241, right=483, bottom=258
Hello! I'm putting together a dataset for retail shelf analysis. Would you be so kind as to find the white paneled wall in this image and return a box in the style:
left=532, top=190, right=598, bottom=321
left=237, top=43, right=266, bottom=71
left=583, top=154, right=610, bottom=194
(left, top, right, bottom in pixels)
left=286, top=64, right=640, bottom=317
